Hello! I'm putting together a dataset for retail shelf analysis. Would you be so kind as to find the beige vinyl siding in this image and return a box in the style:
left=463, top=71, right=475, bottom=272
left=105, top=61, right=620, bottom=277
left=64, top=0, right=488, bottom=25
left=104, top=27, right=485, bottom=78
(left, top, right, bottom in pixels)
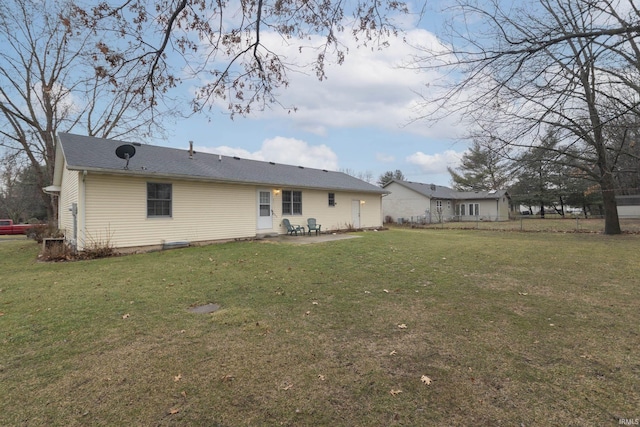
left=276, top=189, right=382, bottom=233
left=58, top=166, right=79, bottom=238
left=82, top=173, right=256, bottom=249
left=350, top=192, right=383, bottom=229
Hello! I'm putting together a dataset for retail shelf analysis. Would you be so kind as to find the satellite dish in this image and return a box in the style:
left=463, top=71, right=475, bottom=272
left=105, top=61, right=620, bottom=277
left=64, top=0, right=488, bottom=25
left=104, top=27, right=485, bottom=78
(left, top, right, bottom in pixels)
left=115, top=144, right=136, bottom=169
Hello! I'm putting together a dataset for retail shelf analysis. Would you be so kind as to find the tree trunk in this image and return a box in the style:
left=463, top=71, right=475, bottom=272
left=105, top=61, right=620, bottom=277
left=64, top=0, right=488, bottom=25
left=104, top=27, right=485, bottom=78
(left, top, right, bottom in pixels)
left=47, top=194, right=57, bottom=224
left=600, top=174, right=621, bottom=235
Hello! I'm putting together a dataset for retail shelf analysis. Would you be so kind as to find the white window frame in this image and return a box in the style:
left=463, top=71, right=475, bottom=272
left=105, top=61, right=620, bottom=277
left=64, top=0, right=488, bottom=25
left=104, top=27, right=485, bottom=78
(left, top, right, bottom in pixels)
left=282, top=190, right=303, bottom=215
left=147, top=182, right=172, bottom=218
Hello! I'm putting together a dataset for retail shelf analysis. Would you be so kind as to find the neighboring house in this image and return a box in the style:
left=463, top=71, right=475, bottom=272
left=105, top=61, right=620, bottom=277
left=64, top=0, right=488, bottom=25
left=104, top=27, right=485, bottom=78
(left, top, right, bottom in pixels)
left=46, top=133, right=387, bottom=251
left=382, top=180, right=511, bottom=223
left=616, top=195, right=640, bottom=217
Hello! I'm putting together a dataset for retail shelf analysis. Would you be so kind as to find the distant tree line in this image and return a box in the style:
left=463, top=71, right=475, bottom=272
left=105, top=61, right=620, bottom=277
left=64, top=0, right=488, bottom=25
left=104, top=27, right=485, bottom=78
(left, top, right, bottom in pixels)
left=410, top=0, right=640, bottom=234
left=0, top=154, right=48, bottom=223
left=447, top=129, right=640, bottom=218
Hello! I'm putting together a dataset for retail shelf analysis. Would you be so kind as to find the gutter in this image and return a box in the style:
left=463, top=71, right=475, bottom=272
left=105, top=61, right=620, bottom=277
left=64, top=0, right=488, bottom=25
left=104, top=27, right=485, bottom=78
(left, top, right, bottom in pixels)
left=43, top=185, right=61, bottom=194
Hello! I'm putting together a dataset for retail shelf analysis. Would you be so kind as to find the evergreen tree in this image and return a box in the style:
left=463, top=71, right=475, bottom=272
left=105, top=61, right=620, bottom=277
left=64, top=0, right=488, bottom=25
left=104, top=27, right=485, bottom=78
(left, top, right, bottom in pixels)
left=447, top=140, right=511, bottom=191
left=377, top=170, right=405, bottom=187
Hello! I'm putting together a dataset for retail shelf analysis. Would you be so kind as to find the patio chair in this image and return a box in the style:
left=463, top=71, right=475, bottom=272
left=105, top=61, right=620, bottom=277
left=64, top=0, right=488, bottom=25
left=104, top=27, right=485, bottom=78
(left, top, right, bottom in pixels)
left=307, top=218, right=322, bottom=235
left=282, top=218, right=303, bottom=235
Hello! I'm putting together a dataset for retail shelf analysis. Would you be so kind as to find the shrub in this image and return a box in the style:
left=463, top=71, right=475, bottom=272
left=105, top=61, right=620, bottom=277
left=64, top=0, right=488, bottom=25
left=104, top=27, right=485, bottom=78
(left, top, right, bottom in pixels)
left=40, top=239, right=74, bottom=261
left=79, top=240, right=115, bottom=260
left=78, top=229, right=116, bottom=260
left=343, top=222, right=359, bottom=231
left=27, top=223, right=64, bottom=243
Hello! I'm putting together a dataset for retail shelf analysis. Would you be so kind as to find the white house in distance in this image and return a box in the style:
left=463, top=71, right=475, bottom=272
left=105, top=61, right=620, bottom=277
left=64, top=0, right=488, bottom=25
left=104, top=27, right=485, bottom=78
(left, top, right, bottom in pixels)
left=616, top=195, right=640, bottom=218
left=47, top=133, right=387, bottom=252
left=382, top=180, right=511, bottom=223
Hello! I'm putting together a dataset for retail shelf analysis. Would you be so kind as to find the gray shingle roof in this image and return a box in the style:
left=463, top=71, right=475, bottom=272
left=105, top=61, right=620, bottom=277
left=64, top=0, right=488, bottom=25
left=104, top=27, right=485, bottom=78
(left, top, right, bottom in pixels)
left=385, top=180, right=456, bottom=198
left=57, top=133, right=386, bottom=194
left=456, top=189, right=510, bottom=200
left=384, top=180, right=509, bottom=200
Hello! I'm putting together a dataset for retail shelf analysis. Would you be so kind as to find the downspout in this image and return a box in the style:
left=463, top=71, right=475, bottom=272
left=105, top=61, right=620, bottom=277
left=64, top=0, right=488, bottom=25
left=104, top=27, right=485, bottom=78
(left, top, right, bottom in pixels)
left=78, top=170, right=87, bottom=251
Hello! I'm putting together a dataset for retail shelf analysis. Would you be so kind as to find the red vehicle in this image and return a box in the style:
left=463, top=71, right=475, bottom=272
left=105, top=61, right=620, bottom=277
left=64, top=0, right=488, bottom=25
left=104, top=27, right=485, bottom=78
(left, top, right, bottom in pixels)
left=0, top=219, right=35, bottom=235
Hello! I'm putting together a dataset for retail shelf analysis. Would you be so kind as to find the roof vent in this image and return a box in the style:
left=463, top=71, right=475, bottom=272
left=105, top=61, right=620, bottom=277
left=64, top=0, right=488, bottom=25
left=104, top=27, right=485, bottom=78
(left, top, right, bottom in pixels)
left=269, top=161, right=276, bottom=165
left=298, top=165, right=304, bottom=169
left=188, top=141, right=194, bottom=159
left=115, top=144, right=136, bottom=169
left=233, top=156, right=241, bottom=160
left=218, top=154, right=222, bottom=161
left=430, top=184, right=436, bottom=191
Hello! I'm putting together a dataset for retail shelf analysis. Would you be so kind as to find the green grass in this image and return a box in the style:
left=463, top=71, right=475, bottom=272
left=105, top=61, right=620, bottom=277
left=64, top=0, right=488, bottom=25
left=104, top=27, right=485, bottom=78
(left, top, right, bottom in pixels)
left=1, top=230, right=639, bottom=426
left=401, top=217, right=640, bottom=233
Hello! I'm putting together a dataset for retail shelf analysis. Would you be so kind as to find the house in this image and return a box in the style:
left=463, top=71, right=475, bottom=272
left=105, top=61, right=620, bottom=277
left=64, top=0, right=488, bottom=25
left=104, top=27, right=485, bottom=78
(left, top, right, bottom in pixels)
left=382, top=180, right=511, bottom=223
left=616, top=195, right=640, bottom=218
left=46, top=133, right=387, bottom=251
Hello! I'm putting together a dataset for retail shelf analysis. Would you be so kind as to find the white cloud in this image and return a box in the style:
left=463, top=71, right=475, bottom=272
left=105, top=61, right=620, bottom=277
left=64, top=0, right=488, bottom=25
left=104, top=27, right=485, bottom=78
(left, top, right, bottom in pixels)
left=196, top=136, right=338, bottom=170
left=405, top=149, right=464, bottom=174
left=193, top=24, right=464, bottom=139
left=262, top=29, right=457, bottom=137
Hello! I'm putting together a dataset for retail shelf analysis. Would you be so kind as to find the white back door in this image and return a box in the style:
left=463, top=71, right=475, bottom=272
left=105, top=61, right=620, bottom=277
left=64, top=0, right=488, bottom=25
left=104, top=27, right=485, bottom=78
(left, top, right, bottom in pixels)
left=257, top=190, right=272, bottom=230
left=351, top=199, right=361, bottom=228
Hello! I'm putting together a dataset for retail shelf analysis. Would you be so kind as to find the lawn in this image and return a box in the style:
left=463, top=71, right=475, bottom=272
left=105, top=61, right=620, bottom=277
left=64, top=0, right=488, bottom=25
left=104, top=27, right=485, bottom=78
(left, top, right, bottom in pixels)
left=1, top=229, right=638, bottom=426
left=398, top=217, right=640, bottom=233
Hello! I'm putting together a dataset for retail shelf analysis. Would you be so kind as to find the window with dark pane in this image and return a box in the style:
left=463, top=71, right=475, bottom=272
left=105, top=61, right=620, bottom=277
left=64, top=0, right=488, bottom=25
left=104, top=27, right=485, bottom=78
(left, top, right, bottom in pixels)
left=282, top=190, right=302, bottom=215
left=147, top=183, right=172, bottom=217
left=292, top=191, right=302, bottom=214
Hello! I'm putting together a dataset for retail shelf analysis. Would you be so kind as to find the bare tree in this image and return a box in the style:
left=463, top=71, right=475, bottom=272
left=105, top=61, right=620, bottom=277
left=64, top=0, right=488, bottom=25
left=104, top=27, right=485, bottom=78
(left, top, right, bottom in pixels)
left=1, top=0, right=421, bottom=221
left=603, top=112, right=640, bottom=196
left=0, top=154, right=29, bottom=222
left=0, top=154, right=48, bottom=222
left=69, top=0, right=414, bottom=116
left=411, top=0, right=640, bottom=234
left=340, top=168, right=375, bottom=184
left=0, top=0, right=173, bottom=220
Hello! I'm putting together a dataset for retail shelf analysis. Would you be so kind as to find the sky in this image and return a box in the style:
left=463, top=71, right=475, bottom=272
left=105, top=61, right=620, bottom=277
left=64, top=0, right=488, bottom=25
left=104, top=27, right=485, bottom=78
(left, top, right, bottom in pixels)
left=156, top=2, right=469, bottom=187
